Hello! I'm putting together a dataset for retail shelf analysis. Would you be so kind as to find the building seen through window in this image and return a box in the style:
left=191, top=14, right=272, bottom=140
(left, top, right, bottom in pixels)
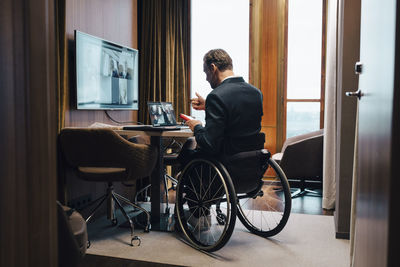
left=286, top=0, right=324, bottom=138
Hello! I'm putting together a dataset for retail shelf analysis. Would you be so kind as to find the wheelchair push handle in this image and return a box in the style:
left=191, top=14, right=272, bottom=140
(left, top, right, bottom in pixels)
left=260, top=149, right=271, bottom=171
left=260, top=149, right=271, bottom=158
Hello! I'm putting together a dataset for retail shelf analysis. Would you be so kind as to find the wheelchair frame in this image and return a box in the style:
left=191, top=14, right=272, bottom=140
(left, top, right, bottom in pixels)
left=174, top=149, right=292, bottom=252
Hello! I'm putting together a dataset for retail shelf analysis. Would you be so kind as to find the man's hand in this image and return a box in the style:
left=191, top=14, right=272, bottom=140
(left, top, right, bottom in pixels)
left=185, top=119, right=202, bottom=132
left=191, top=92, right=205, bottom=110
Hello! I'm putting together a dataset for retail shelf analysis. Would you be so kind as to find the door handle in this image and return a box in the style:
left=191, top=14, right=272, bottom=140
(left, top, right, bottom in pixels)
left=346, top=90, right=364, bottom=100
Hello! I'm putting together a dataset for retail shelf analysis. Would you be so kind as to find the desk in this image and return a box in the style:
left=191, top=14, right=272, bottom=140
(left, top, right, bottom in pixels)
left=116, top=128, right=193, bottom=231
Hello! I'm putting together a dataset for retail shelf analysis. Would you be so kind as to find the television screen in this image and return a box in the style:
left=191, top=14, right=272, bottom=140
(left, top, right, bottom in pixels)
left=75, top=30, right=139, bottom=110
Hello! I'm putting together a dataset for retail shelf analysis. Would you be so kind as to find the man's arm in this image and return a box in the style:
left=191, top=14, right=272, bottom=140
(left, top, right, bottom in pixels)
left=193, top=93, right=226, bottom=154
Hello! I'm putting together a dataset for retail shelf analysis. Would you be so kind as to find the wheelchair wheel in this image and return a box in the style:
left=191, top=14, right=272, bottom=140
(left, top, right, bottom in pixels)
left=237, top=158, right=291, bottom=237
left=175, top=158, right=237, bottom=252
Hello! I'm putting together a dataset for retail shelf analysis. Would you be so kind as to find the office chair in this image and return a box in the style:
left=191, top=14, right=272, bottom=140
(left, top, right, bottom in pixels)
left=272, top=129, right=324, bottom=198
left=59, top=128, right=157, bottom=246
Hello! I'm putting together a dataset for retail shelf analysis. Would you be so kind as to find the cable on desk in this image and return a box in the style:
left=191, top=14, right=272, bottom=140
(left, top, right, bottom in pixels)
left=104, top=110, right=143, bottom=125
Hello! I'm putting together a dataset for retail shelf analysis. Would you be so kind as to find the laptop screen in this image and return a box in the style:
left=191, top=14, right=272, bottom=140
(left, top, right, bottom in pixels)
left=147, top=102, right=178, bottom=126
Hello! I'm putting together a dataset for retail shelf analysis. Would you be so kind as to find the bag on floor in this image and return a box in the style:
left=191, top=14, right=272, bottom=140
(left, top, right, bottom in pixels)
left=57, top=201, right=88, bottom=267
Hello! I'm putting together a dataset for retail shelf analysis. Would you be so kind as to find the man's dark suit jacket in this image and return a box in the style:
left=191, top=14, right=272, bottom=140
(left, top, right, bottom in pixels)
left=194, top=77, right=264, bottom=156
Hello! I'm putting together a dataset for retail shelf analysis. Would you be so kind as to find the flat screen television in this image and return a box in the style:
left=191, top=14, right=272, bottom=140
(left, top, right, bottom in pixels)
left=74, top=30, right=139, bottom=110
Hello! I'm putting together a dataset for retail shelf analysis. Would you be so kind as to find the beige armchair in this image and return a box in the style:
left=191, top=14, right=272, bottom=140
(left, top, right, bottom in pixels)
left=272, top=129, right=324, bottom=198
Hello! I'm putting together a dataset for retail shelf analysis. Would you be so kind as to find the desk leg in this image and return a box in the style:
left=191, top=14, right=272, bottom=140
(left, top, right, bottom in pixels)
left=150, top=136, right=175, bottom=231
left=150, top=136, right=162, bottom=226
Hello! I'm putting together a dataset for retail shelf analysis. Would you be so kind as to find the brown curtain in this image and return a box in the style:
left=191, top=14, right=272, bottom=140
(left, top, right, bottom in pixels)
left=56, top=0, right=67, bottom=132
left=139, top=0, right=190, bottom=124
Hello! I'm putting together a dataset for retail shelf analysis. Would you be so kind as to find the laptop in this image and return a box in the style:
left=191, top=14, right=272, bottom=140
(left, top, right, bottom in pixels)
left=123, top=102, right=189, bottom=131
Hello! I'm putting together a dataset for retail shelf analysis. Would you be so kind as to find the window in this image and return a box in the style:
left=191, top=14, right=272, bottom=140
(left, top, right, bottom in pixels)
left=285, top=0, right=325, bottom=138
left=191, top=0, right=250, bottom=122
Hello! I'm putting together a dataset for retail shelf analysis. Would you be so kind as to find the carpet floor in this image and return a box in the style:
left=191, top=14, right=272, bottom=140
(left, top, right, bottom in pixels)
left=79, top=212, right=349, bottom=267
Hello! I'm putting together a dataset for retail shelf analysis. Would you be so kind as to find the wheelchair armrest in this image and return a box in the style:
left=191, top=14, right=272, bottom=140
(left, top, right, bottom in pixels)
left=225, top=149, right=270, bottom=162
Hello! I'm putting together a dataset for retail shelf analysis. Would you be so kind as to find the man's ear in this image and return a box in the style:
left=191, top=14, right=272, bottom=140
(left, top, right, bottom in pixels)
left=210, top=63, right=217, bottom=73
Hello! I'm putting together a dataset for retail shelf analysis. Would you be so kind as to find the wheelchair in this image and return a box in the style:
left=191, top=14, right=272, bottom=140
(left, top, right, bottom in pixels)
left=174, top=149, right=291, bottom=252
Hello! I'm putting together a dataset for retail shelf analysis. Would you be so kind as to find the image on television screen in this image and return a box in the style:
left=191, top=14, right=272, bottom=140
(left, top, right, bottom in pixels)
left=75, top=30, right=139, bottom=110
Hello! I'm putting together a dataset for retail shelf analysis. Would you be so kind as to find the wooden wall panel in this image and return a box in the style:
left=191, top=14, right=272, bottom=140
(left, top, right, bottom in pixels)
left=249, top=0, right=263, bottom=88
left=65, top=0, right=138, bottom=127
left=250, top=0, right=286, bottom=154
left=260, top=0, right=278, bottom=129
left=262, top=126, right=277, bottom=154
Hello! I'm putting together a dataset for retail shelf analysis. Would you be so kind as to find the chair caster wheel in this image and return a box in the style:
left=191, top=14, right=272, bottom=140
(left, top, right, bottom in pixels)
left=111, top=218, right=118, bottom=226
left=131, top=236, right=141, bottom=246
left=87, top=240, right=91, bottom=249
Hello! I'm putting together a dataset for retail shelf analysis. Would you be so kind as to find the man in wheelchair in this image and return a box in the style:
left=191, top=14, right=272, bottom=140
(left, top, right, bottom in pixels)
left=174, top=49, right=291, bottom=252
left=178, top=49, right=264, bottom=223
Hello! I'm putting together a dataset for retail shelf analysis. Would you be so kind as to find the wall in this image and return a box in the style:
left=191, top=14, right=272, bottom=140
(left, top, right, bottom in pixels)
left=65, top=0, right=138, bottom=127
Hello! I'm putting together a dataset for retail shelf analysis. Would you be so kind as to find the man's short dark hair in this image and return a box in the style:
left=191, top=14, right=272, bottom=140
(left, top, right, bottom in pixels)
left=203, top=49, right=233, bottom=71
